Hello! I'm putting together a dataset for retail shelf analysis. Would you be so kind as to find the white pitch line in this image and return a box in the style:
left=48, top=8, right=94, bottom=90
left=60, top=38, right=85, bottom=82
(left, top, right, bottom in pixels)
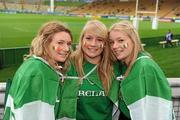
left=14, top=27, right=29, bottom=32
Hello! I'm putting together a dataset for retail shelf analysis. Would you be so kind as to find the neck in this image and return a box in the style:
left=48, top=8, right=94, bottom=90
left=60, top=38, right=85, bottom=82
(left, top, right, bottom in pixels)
left=123, top=54, right=133, bottom=66
left=84, top=55, right=101, bottom=64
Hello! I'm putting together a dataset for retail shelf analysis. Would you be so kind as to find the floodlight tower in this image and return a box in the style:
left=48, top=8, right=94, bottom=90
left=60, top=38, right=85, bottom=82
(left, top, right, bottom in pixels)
left=50, top=0, right=54, bottom=13
left=133, top=0, right=159, bottom=30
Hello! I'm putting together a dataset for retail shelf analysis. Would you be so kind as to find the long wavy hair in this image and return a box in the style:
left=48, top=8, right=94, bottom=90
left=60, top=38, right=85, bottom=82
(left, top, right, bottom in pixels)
left=71, top=20, right=113, bottom=94
left=109, top=21, right=144, bottom=77
left=28, top=21, right=73, bottom=73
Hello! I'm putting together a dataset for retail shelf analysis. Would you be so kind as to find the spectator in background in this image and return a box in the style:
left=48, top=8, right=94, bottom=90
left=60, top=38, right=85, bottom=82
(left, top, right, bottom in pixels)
left=165, top=29, right=174, bottom=47
left=3, top=21, right=73, bottom=120
left=108, top=21, right=174, bottom=120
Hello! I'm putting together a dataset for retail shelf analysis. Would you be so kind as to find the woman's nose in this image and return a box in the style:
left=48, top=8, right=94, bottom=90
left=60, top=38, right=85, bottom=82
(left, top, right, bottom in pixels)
left=63, top=44, right=70, bottom=52
left=90, top=38, right=97, bottom=46
left=112, top=42, right=119, bottom=49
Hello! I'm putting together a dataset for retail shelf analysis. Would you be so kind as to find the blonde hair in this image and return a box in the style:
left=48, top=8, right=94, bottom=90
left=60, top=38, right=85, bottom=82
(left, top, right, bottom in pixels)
left=29, top=21, right=73, bottom=73
left=71, top=20, right=113, bottom=94
left=109, top=21, right=144, bottom=77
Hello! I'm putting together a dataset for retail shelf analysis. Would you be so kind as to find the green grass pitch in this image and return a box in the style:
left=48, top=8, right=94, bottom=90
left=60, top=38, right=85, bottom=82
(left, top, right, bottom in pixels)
left=0, top=13, right=180, bottom=82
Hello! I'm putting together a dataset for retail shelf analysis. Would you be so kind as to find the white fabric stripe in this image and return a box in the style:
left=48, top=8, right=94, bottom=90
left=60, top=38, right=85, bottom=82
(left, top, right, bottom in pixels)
left=63, top=65, right=97, bottom=84
left=128, top=95, right=173, bottom=120
left=6, top=95, right=55, bottom=120
left=135, top=56, right=150, bottom=62
left=112, top=101, right=120, bottom=120
left=5, top=95, right=15, bottom=119
left=82, top=65, right=97, bottom=79
left=64, top=76, right=79, bottom=79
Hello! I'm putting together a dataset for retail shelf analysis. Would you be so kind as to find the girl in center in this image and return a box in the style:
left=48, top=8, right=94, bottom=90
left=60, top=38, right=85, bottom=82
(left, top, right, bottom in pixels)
left=59, top=20, right=120, bottom=120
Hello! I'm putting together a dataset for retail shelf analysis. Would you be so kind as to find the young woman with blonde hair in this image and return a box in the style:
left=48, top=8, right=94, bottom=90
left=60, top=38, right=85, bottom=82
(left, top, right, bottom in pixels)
left=3, top=21, right=73, bottom=120
left=59, top=20, right=120, bottom=120
left=108, top=21, right=174, bottom=120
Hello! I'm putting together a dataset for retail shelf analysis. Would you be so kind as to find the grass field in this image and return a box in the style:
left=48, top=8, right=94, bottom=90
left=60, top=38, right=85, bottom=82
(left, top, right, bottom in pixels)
left=0, top=13, right=180, bottom=82
left=0, top=13, right=180, bottom=48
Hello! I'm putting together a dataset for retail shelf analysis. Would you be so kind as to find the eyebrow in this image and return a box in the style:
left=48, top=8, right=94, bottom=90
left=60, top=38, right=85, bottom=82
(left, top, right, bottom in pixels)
left=84, top=35, right=103, bottom=39
left=109, top=37, right=123, bottom=40
left=57, top=39, right=71, bottom=42
left=115, top=37, right=123, bottom=39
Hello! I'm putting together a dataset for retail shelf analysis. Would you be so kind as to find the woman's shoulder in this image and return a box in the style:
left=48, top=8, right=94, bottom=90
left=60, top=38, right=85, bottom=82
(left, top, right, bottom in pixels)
left=136, top=51, right=155, bottom=66
left=133, top=51, right=163, bottom=74
left=16, top=56, right=56, bottom=77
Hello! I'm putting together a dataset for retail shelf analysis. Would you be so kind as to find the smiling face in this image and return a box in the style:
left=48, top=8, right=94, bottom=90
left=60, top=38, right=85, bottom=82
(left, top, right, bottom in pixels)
left=82, top=32, right=105, bottom=64
left=109, top=30, right=134, bottom=64
left=48, top=31, right=72, bottom=62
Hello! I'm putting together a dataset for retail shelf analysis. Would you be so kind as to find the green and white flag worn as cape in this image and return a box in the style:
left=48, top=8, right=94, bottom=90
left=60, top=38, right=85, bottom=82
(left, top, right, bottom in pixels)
left=58, top=61, right=120, bottom=120
left=119, top=51, right=174, bottom=120
left=3, top=56, right=63, bottom=120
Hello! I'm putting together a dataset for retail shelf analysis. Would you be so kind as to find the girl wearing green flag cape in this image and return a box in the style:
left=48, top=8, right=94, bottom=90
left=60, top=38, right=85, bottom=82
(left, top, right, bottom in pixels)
left=59, top=20, right=120, bottom=120
left=3, top=21, right=73, bottom=120
left=108, top=21, right=174, bottom=120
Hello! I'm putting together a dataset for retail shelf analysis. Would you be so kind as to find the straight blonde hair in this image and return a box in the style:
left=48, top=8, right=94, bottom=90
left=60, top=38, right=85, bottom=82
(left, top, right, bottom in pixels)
left=71, top=20, right=113, bottom=94
left=109, top=21, right=144, bottom=77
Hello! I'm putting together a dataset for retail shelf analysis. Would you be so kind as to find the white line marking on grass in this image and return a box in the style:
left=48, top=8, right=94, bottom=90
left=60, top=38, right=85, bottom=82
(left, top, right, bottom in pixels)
left=14, top=27, right=29, bottom=32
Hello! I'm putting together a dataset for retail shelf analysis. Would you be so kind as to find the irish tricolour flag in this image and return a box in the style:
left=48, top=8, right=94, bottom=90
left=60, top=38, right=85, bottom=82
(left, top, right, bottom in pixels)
left=120, top=53, right=174, bottom=120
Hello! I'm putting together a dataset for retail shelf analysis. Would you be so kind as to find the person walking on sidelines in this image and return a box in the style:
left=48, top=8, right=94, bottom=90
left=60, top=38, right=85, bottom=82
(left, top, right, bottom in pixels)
left=3, top=21, right=73, bottom=120
left=165, top=29, right=174, bottom=47
left=108, top=21, right=174, bottom=120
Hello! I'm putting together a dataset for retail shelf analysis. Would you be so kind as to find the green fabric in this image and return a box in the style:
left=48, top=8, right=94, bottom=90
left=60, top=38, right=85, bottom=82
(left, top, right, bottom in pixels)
left=4, top=79, right=12, bottom=105
left=119, top=51, right=172, bottom=118
left=59, top=61, right=120, bottom=120
left=3, top=107, right=14, bottom=120
left=3, top=56, right=60, bottom=120
left=115, top=63, right=131, bottom=119
left=54, top=84, right=63, bottom=119
left=11, top=57, right=59, bottom=107
left=59, top=62, right=79, bottom=119
left=119, top=99, right=130, bottom=119
left=108, top=62, right=120, bottom=105
left=77, top=61, right=112, bottom=120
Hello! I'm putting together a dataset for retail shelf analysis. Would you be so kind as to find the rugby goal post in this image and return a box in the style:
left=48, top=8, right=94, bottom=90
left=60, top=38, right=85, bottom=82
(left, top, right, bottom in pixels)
left=133, top=0, right=159, bottom=30
left=50, top=0, right=54, bottom=13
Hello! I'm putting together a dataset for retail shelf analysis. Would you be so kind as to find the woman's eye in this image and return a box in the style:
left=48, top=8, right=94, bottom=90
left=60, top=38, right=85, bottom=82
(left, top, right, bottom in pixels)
left=118, top=39, right=124, bottom=43
left=85, top=37, right=92, bottom=40
left=110, top=43, right=115, bottom=47
left=109, top=41, right=114, bottom=45
left=97, top=39, right=103, bottom=42
left=67, top=42, right=72, bottom=47
left=58, top=41, right=64, bottom=45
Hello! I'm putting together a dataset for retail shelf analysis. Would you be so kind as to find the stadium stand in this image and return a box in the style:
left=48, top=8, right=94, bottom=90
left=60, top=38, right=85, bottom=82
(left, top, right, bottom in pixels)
left=69, top=0, right=180, bottom=17
left=169, top=6, right=180, bottom=17
left=0, top=0, right=179, bottom=18
left=0, top=0, right=76, bottom=13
